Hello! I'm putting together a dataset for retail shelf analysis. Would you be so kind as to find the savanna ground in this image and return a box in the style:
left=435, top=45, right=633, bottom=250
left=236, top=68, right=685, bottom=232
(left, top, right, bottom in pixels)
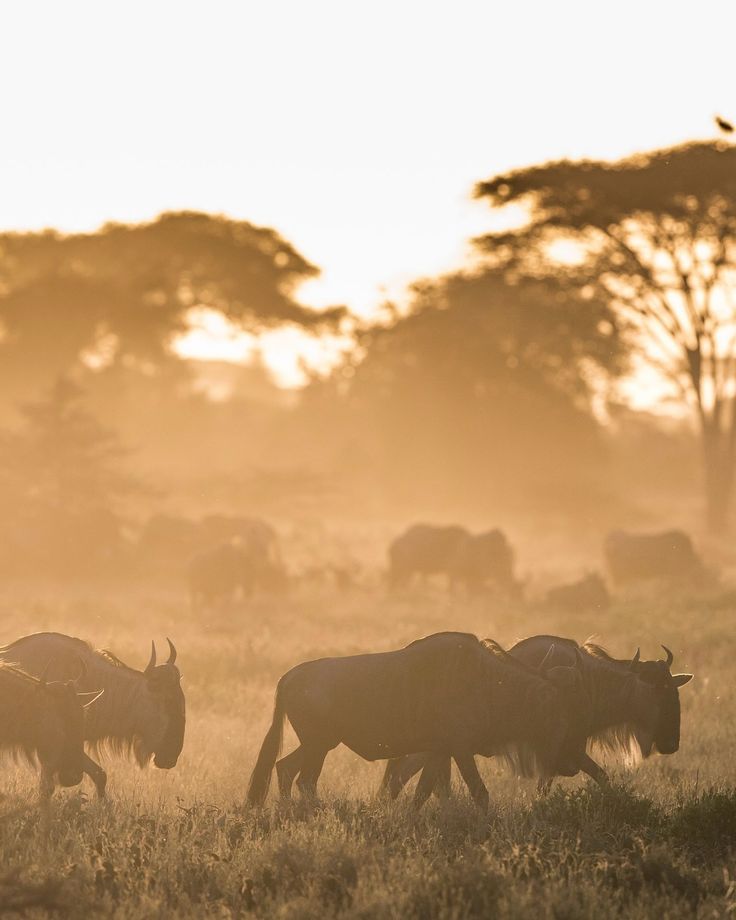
left=1, top=560, right=735, bottom=919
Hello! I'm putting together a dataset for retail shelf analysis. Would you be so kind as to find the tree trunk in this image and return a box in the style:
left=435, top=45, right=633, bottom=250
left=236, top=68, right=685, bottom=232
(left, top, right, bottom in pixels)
left=703, top=430, right=735, bottom=534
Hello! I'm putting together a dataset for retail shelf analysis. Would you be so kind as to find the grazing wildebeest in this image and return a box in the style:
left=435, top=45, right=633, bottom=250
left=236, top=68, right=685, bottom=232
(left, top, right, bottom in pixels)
left=247, top=632, right=585, bottom=809
left=189, top=541, right=250, bottom=610
left=0, top=661, right=103, bottom=801
left=545, top=573, right=610, bottom=612
left=0, top=634, right=185, bottom=797
left=388, top=524, right=469, bottom=589
left=453, top=529, right=520, bottom=595
left=200, top=514, right=281, bottom=571
left=389, top=524, right=519, bottom=594
left=604, top=529, right=706, bottom=586
left=381, top=635, right=693, bottom=797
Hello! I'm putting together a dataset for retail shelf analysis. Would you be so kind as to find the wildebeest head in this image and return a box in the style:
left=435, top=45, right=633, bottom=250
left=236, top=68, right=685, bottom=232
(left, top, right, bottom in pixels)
left=626, top=646, right=693, bottom=757
left=40, top=659, right=103, bottom=786
left=139, top=639, right=186, bottom=769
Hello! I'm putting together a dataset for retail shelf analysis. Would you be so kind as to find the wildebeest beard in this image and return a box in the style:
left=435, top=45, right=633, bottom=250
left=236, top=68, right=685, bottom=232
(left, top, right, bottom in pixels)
left=582, top=642, right=691, bottom=760
left=153, top=690, right=186, bottom=768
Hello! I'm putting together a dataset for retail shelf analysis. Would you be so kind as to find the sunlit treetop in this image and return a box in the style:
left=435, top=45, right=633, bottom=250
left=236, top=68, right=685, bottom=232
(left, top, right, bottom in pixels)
left=474, top=141, right=736, bottom=532
left=475, top=142, right=736, bottom=232
left=0, top=212, right=345, bottom=396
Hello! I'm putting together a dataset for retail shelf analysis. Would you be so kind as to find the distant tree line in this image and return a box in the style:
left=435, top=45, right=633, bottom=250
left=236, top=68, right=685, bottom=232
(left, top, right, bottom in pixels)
left=0, top=141, right=734, bottom=570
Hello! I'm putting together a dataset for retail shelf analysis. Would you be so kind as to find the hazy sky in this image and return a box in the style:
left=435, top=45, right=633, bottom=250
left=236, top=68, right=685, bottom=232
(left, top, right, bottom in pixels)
left=2, top=1, right=734, bottom=380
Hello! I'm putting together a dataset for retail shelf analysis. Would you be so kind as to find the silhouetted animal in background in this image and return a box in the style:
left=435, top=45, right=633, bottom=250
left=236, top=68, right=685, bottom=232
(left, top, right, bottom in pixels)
left=189, top=532, right=286, bottom=609
left=0, top=634, right=185, bottom=797
left=604, top=529, right=706, bottom=586
left=389, top=524, right=468, bottom=588
left=139, top=514, right=285, bottom=589
left=247, top=632, right=584, bottom=809
left=381, top=635, right=693, bottom=798
left=199, top=515, right=281, bottom=570
left=545, top=573, right=609, bottom=612
left=388, top=524, right=519, bottom=595
left=716, top=115, right=734, bottom=134
left=189, top=542, right=250, bottom=609
left=0, top=661, right=103, bottom=801
left=453, top=529, right=520, bottom=595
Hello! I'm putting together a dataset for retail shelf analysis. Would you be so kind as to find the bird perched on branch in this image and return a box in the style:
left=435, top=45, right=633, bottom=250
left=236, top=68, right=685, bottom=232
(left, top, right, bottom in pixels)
left=715, top=115, right=734, bottom=134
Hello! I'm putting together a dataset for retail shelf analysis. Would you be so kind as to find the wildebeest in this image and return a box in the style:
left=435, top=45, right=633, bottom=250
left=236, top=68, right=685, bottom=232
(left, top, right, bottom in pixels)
left=0, top=661, right=103, bottom=800
left=389, top=524, right=519, bottom=594
left=381, top=635, right=693, bottom=797
left=189, top=542, right=250, bottom=610
left=200, top=514, right=281, bottom=571
left=247, top=632, right=585, bottom=809
left=189, top=538, right=287, bottom=610
left=0, top=634, right=185, bottom=797
left=604, top=529, right=706, bottom=586
left=388, top=525, right=468, bottom=589
left=545, top=573, right=610, bottom=612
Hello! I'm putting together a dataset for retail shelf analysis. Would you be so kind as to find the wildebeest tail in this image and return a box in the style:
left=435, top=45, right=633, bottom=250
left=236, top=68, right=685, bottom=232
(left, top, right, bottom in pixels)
left=246, top=684, right=286, bottom=806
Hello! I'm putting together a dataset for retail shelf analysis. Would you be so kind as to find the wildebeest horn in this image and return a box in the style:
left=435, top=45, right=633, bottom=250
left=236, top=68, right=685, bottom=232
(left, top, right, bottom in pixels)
left=166, top=638, right=177, bottom=665
left=145, top=641, right=157, bottom=675
left=78, top=689, right=104, bottom=709
left=661, top=645, right=674, bottom=667
left=539, top=644, right=556, bottom=671
left=630, top=648, right=640, bottom=670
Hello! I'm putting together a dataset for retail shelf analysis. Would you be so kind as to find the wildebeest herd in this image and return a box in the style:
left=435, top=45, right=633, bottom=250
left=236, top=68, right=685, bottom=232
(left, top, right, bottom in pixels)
left=178, top=519, right=709, bottom=611
left=0, top=525, right=702, bottom=805
left=0, top=523, right=699, bottom=808
left=246, top=633, right=692, bottom=808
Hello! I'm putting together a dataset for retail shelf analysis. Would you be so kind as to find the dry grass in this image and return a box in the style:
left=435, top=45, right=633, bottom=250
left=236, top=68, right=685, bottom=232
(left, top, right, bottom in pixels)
left=0, top=578, right=734, bottom=918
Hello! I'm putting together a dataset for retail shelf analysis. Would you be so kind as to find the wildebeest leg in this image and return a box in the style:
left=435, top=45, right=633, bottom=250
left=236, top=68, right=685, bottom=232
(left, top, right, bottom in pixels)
left=578, top=752, right=610, bottom=788
left=82, top=753, right=107, bottom=798
left=295, top=745, right=327, bottom=800
left=453, top=753, right=489, bottom=810
left=38, top=764, right=55, bottom=803
left=379, top=753, right=427, bottom=798
left=276, top=747, right=303, bottom=799
left=432, top=756, right=452, bottom=799
left=412, top=753, right=445, bottom=809
left=537, top=777, right=554, bottom=795
left=379, top=758, right=399, bottom=796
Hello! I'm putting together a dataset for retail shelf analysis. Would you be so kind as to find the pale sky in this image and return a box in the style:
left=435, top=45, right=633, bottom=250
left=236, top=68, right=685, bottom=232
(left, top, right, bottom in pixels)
left=2, top=0, right=735, bottom=383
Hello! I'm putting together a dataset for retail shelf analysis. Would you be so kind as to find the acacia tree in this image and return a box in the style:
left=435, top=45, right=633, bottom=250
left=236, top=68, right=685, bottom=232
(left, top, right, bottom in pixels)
left=475, top=142, right=736, bottom=532
left=0, top=211, right=343, bottom=404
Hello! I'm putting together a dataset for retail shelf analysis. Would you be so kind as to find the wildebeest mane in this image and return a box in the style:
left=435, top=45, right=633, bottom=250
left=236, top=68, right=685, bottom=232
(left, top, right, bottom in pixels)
left=95, top=648, right=138, bottom=672
left=481, top=638, right=545, bottom=677
left=582, top=641, right=618, bottom=662
left=579, top=642, right=643, bottom=764
left=1, top=633, right=152, bottom=766
left=1, top=634, right=139, bottom=674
